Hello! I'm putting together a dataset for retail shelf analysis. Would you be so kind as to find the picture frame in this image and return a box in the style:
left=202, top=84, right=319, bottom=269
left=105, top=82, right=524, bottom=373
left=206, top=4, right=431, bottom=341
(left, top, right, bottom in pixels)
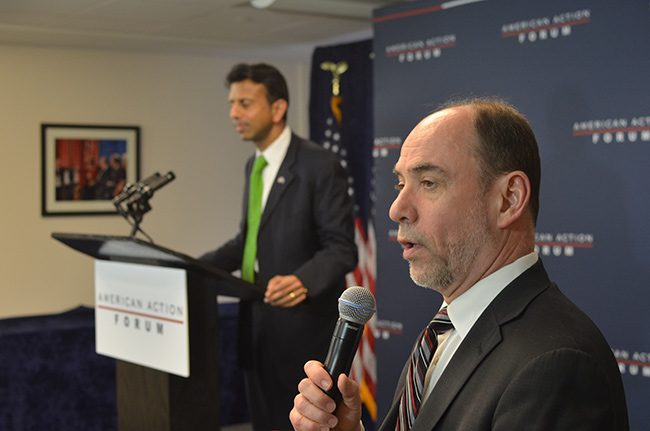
left=41, top=124, right=140, bottom=216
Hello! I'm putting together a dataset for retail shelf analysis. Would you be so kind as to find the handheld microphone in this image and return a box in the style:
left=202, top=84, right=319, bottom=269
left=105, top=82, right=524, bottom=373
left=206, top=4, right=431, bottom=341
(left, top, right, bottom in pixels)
left=323, top=286, right=376, bottom=405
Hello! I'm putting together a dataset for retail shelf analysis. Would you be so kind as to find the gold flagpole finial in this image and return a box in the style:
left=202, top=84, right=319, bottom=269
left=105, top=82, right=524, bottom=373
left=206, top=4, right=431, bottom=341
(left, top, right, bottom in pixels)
left=320, top=61, right=348, bottom=96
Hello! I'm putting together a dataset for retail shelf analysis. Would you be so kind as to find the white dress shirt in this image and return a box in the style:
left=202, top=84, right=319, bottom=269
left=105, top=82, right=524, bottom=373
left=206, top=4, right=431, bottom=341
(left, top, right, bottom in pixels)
left=421, top=252, right=539, bottom=403
left=250, top=126, right=291, bottom=274
left=255, top=125, right=291, bottom=211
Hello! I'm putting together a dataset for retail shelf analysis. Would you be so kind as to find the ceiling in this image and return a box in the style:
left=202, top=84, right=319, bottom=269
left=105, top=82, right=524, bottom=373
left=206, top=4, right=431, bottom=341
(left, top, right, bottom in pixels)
left=0, top=0, right=405, bottom=59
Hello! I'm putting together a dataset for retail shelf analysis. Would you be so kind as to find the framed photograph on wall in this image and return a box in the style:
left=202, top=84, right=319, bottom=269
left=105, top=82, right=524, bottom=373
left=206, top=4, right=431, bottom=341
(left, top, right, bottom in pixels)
left=41, top=124, right=140, bottom=216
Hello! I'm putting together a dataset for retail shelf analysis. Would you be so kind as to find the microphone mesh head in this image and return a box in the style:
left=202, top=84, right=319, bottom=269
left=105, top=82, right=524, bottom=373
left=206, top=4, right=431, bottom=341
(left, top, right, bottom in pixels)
left=338, top=286, right=376, bottom=325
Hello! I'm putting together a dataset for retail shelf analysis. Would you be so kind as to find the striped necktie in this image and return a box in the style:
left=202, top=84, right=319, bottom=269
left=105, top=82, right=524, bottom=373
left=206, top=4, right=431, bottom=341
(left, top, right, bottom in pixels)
left=396, top=307, right=454, bottom=431
left=241, top=155, right=267, bottom=283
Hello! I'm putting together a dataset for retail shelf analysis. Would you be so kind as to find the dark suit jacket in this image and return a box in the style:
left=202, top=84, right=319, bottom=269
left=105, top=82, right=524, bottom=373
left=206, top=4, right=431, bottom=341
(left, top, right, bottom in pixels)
left=200, top=133, right=358, bottom=426
left=379, top=260, right=629, bottom=431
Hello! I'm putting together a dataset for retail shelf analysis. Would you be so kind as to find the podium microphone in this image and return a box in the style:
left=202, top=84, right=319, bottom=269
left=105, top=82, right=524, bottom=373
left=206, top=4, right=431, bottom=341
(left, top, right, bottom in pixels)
left=323, top=286, right=376, bottom=405
left=125, top=171, right=175, bottom=206
left=112, top=172, right=161, bottom=206
left=139, top=171, right=175, bottom=198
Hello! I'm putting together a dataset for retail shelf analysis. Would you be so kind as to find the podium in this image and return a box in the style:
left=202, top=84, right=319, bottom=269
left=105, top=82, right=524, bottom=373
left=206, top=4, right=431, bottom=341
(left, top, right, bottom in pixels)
left=52, top=232, right=263, bottom=431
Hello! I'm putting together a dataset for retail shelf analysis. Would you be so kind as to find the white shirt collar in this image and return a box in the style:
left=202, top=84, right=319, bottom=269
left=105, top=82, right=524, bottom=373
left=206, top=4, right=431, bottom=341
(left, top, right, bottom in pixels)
left=255, top=125, right=291, bottom=209
left=255, top=125, right=291, bottom=167
left=422, top=252, right=539, bottom=402
left=446, top=252, right=539, bottom=339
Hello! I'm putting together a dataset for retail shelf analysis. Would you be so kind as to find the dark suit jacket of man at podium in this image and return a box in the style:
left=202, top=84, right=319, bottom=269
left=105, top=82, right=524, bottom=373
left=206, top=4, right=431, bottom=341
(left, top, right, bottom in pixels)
left=378, top=260, right=629, bottom=431
left=200, top=133, right=358, bottom=429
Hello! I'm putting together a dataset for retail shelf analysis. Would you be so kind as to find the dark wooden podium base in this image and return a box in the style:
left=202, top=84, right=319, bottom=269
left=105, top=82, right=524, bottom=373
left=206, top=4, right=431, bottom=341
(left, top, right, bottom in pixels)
left=116, top=274, right=220, bottom=431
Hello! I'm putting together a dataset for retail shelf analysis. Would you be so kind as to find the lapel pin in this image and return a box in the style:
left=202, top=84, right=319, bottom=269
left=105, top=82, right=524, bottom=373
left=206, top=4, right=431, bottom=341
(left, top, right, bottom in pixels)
left=277, top=176, right=286, bottom=184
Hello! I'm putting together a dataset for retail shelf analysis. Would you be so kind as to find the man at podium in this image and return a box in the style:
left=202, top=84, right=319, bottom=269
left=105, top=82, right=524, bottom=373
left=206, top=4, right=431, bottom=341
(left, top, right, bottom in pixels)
left=199, top=63, right=357, bottom=431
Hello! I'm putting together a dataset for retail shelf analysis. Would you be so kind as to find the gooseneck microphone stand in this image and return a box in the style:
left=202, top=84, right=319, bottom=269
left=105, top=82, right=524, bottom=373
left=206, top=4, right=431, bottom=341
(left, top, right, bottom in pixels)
left=112, top=171, right=175, bottom=243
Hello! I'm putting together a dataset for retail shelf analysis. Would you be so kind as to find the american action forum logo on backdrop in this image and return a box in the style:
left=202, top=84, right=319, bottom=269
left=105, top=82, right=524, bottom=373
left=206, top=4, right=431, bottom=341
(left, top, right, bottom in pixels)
left=613, top=348, right=650, bottom=380
left=501, top=9, right=591, bottom=44
left=534, top=232, right=594, bottom=257
left=383, top=34, right=457, bottom=63
left=573, top=115, right=650, bottom=144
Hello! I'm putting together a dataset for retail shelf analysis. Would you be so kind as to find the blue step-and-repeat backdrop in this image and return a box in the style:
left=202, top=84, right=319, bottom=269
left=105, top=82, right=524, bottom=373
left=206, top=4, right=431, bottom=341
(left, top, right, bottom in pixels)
left=371, top=0, right=649, bottom=428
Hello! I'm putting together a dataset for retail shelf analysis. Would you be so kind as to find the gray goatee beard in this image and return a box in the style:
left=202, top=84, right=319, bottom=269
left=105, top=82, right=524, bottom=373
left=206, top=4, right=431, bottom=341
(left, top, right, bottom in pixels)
left=406, top=199, right=490, bottom=292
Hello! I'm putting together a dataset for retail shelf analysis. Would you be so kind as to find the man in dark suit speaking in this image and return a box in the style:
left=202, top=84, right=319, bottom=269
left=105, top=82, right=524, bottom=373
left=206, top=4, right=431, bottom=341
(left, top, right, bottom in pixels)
left=199, top=63, right=357, bottom=431
left=290, top=99, right=628, bottom=431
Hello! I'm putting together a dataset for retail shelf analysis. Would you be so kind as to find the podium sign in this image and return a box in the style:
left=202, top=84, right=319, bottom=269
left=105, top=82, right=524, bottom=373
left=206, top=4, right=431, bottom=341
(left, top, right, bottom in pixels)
left=95, top=260, right=190, bottom=377
left=54, top=233, right=265, bottom=430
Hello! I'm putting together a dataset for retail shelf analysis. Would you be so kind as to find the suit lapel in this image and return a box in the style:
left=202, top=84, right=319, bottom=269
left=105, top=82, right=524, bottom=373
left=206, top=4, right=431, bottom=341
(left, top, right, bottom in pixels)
left=380, top=325, right=503, bottom=431
left=259, top=135, right=298, bottom=230
left=410, top=309, right=503, bottom=431
left=404, top=261, right=551, bottom=430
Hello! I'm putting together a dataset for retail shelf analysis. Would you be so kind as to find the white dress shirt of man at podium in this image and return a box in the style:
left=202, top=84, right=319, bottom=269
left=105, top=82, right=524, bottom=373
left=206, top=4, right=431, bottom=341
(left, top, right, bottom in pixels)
left=290, top=98, right=629, bottom=431
left=199, top=63, right=357, bottom=431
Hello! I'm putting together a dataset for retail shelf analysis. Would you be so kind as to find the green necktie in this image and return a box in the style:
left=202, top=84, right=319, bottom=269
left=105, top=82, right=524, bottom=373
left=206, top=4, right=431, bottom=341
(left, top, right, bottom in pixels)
left=242, top=155, right=267, bottom=282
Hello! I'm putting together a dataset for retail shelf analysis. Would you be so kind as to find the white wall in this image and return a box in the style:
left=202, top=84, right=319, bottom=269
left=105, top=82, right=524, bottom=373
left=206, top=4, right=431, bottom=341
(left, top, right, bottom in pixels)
left=0, top=44, right=310, bottom=318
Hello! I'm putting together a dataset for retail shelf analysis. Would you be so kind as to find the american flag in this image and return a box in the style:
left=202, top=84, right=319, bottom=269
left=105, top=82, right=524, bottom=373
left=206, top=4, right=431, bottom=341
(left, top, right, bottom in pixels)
left=310, top=39, right=377, bottom=424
